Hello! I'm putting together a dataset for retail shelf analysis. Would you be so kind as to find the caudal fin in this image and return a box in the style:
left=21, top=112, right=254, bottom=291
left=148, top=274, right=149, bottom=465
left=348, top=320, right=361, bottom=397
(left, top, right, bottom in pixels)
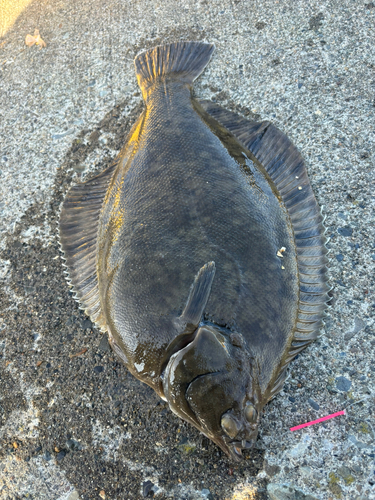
left=134, top=41, right=214, bottom=92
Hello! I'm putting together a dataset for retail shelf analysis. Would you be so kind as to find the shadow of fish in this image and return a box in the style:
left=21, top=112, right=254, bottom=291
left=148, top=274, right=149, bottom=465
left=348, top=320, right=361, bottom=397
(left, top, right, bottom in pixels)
left=59, top=41, right=329, bottom=461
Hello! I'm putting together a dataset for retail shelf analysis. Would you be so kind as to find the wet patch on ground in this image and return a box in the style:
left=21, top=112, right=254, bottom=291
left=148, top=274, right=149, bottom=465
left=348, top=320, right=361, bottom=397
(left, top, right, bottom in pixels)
left=0, top=99, right=267, bottom=500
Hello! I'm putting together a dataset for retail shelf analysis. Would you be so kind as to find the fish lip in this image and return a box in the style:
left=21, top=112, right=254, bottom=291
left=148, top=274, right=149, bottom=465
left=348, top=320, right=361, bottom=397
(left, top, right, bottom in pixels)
left=231, top=438, right=255, bottom=449
left=226, top=438, right=256, bottom=461
left=228, top=442, right=244, bottom=462
left=241, top=439, right=256, bottom=449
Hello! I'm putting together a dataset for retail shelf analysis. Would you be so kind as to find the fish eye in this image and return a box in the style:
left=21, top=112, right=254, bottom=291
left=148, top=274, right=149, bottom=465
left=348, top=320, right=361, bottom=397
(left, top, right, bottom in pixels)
left=221, top=413, right=241, bottom=439
left=244, top=402, right=257, bottom=423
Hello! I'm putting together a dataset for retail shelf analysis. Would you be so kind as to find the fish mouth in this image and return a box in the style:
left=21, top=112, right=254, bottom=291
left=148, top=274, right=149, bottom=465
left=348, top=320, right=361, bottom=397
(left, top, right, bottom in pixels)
left=227, top=439, right=256, bottom=462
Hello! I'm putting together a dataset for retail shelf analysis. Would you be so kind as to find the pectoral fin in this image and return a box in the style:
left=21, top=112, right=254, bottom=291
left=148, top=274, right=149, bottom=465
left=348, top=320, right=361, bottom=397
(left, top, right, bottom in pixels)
left=180, top=261, right=216, bottom=330
left=162, top=261, right=216, bottom=388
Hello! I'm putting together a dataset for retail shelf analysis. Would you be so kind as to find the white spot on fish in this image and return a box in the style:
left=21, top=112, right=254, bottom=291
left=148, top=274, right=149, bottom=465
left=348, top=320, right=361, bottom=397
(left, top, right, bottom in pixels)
left=277, top=247, right=286, bottom=258
left=134, top=362, right=145, bottom=373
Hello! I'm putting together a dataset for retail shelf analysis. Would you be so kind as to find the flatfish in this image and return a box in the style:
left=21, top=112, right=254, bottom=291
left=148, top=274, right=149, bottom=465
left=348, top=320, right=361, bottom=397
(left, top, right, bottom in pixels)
left=60, top=41, right=329, bottom=461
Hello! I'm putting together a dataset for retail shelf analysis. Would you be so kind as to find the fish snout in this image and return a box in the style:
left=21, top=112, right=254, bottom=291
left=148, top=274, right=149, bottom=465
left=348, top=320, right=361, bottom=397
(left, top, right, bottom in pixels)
left=227, top=435, right=257, bottom=461
left=226, top=427, right=259, bottom=461
left=231, top=424, right=258, bottom=448
left=221, top=406, right=259, bottom=460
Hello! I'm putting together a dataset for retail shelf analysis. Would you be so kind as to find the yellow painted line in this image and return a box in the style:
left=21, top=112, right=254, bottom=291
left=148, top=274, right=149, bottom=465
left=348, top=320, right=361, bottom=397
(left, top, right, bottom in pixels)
left=0, top=0, right=34, bottom=37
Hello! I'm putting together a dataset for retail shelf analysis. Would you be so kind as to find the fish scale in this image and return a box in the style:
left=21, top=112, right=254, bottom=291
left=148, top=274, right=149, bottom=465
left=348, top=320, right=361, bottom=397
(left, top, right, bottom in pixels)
left=103, top=82, right=296, bottom=383
left=59, top=41, right=328, bottom=461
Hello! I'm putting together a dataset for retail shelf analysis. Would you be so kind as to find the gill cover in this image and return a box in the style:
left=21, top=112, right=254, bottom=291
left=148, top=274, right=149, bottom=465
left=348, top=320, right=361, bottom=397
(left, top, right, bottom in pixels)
left=163, top=325, right=259, bottom=460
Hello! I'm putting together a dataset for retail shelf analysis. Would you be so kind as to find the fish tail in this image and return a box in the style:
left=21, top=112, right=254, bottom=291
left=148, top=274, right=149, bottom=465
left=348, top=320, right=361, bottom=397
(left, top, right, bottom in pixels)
left=134, top=41, right=215, bottom=91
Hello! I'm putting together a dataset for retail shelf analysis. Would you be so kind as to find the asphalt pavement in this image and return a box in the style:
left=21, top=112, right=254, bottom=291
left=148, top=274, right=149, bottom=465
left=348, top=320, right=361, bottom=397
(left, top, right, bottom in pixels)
left=0, top=1, right=374, bottom=499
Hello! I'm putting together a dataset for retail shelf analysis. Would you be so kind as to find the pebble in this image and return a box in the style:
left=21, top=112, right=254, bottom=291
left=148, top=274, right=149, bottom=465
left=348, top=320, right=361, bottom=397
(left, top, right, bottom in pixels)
left=56, top=450, right=66, bottom=461
left=337, top=465, right=355, bottom=485
left=307, top=398, right=319, bottom=410
left=51, top=129, right=75, bottom=140
left=142, top=480, right=154, bottom=497
left=94, top=365, right=104, bottom=373
left=66, top=439, right=82, bottom=451
left=264, top=460, right=281, bottom=477
left=299, top=466, right=313, bottom=477
left=287, top=435, right=311, bottom=459
left=335, top=376, right=352, bottom=392
left=348, top=435, right=372, bottom=450
left=344, top=317, right=367, bottom=341
left=335, top=254, right=344, bottom=262
left=267, top=483, right=319, bottom=500
left=98, top=335, right=111, bottom=353
left=66, top=492, right=80, bottom=500
left=337, top=226, right=353, bottom=237
left=81, top=318, right=93, bottom=329
left=201, top=489, right=214, bottom=499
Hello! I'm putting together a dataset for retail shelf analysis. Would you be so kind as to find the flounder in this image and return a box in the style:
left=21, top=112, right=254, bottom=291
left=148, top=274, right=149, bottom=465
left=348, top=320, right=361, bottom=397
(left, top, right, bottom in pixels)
left=60, top=41, right=329, bottom=461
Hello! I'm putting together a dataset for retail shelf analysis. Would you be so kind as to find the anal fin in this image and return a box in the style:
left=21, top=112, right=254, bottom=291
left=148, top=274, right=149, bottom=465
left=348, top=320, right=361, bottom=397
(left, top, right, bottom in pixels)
left=199, top=99, right=329, bottom=400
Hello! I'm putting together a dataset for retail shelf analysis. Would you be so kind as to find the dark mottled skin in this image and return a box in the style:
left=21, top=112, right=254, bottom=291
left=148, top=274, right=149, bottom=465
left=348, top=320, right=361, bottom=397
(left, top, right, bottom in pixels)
left=59, top=42, right=328, bottom=462
left=96, top=76, right=299, bottom=457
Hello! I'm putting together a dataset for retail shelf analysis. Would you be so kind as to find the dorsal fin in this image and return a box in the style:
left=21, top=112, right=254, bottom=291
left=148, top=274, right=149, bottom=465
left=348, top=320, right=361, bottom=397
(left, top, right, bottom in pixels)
left=59, top=161, right=118, bottom=331
left=199, top=100, right=329, bottom=400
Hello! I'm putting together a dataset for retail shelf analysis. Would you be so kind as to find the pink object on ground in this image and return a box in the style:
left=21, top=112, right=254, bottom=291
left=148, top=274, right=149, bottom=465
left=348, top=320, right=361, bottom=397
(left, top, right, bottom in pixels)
left=290, top=410, right=346, bottom=432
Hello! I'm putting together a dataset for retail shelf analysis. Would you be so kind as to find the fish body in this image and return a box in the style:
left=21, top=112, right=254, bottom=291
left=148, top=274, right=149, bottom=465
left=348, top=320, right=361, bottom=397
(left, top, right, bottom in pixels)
left=60, top=42, right=328, bottom=461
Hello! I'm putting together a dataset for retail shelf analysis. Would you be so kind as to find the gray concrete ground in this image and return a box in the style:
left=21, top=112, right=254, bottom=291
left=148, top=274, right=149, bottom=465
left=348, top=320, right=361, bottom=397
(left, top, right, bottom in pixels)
left=0, top=0, right=374, bottom=499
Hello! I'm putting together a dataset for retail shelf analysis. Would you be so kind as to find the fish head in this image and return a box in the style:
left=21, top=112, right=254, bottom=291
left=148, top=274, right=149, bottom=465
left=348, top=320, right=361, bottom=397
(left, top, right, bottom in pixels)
left=162, top=324, right=261, bottom=461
